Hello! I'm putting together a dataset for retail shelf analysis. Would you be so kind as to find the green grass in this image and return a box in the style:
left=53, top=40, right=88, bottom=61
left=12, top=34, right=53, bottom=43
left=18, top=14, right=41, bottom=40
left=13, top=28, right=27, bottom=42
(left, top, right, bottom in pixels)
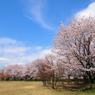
left=0, top=81, right=95, bottom=95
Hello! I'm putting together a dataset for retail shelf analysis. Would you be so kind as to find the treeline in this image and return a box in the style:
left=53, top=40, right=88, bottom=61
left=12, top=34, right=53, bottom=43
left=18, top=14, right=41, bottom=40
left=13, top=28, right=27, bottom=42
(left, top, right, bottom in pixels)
left=1, top=16, right=95, bottom=89
left=1, top=55, right=64, bottom=89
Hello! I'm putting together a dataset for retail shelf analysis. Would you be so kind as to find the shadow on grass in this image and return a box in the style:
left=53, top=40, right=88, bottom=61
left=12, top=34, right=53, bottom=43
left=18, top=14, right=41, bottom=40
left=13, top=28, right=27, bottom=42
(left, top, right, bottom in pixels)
left=46, top=82, right=90, bottom=92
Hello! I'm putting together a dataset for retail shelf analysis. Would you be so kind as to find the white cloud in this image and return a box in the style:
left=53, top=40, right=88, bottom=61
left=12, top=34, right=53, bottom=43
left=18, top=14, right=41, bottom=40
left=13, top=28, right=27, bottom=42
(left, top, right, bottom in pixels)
left=23, top=0, right=54, bottom=30
left=41, top=49, right=52, bottom=56
left=0, top=37, right=51, bottom=69
left=75, top=2, right=95, bottom=17
left=35, top=46, right=43, bottom=51
left=0, top=38, right=16, bottom=44
left=0, top=57, right=8, bottom=61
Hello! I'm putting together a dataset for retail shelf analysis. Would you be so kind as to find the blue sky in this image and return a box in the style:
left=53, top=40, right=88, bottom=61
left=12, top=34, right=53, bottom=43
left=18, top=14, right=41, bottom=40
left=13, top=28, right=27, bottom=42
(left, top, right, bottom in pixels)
left=0, top=0, right=95, bottom=68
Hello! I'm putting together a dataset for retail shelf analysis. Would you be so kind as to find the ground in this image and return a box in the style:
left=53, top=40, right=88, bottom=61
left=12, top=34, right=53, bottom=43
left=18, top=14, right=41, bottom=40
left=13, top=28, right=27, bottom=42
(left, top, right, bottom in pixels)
left=0, top=81, right=95, bottom=95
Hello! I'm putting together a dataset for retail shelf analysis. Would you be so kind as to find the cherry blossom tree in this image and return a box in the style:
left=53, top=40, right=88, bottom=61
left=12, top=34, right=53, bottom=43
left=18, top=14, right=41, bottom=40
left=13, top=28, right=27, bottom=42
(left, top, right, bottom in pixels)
left=37, top=58, right=51, bottom=86
left=53, top=16, right=95, bottom=88
left=3, top=65, right=23, bottom=80
left=45, top=54, right=57, bottom=89
left=22, top=60, right=40, bottom=80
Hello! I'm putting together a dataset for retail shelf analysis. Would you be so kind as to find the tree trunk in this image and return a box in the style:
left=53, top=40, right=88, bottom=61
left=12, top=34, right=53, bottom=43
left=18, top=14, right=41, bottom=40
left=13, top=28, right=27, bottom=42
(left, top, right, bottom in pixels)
left=43, top=80, right=46, bottom=86
left=83, top=76, right=88, bottom=83
left=68, top=75, right=70, bottom=84
left=88, top=71, right=93, bottom=84
left=62, top=79, right=64, bottom=88
left=86, top=71, right=93, bottom=89
left=52, top=71, right=55, bottom=89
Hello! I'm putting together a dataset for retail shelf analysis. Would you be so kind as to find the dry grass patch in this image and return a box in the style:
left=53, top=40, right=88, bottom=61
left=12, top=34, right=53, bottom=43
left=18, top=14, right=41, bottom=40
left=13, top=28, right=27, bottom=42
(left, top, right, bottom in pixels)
left=23, top=86, right=36, bottom=89
left=0, top=81, right=95, bottom=95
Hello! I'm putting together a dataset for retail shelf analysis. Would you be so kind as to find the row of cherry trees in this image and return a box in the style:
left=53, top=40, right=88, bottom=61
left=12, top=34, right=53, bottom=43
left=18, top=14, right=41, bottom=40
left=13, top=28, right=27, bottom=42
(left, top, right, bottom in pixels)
left=2, top=54, right=64, bottom=89
left=1, top=16, right=95, bottom=89
left=2, top=60, right=39, bottom=81
left=37, top=16, right=95, bottom=88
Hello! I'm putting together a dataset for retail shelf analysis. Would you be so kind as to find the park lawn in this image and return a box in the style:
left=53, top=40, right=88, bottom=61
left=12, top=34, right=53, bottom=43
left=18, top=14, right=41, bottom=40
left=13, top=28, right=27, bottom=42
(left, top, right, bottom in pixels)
left=0, top=81, right=95, bottom=95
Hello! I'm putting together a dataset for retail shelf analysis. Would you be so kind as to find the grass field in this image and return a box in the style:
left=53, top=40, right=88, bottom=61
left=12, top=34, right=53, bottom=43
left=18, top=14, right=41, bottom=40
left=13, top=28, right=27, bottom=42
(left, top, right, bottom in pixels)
left=0, top=81, right=95, bottom=95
